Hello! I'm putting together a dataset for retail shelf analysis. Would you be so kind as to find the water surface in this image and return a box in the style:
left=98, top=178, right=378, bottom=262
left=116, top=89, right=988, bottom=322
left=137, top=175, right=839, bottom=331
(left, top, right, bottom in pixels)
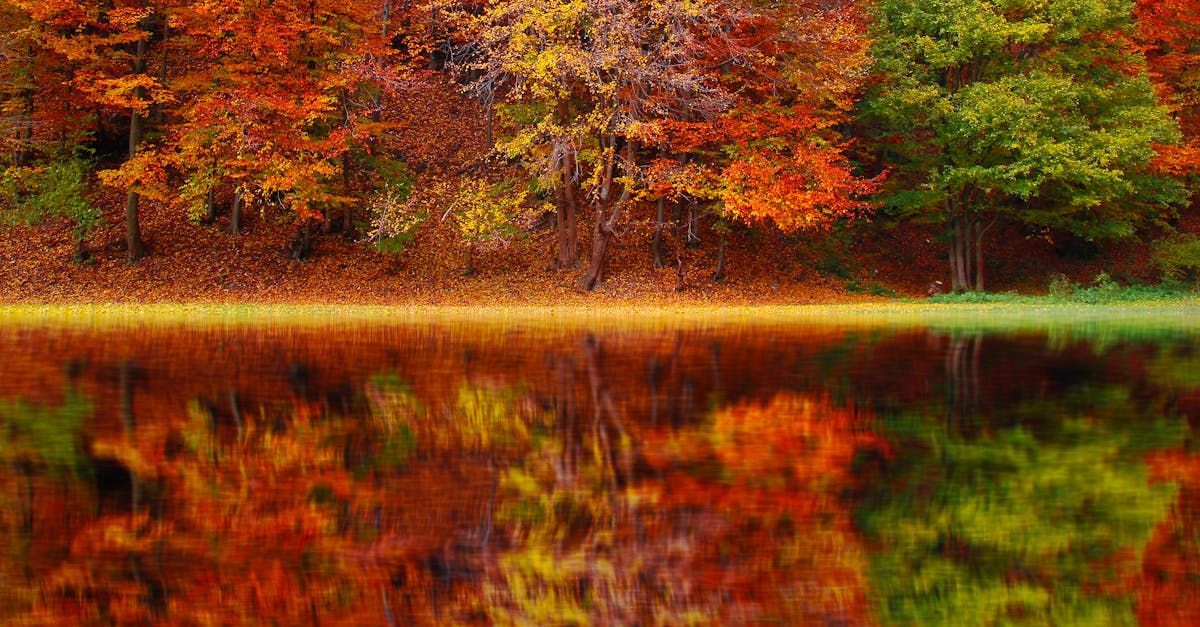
left=0, top=319, right=1197, bottom=624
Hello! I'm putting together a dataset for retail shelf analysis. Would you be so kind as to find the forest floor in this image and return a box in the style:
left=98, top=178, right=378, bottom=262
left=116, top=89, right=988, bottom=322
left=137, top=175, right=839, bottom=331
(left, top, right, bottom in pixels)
left=0, top=204, right=1166, bottom=305
left=0, top=191, right=1184, bottom=305
left=0, top=77, right=1190, bottom=306
left=0, top=188, right=1183, bottom=306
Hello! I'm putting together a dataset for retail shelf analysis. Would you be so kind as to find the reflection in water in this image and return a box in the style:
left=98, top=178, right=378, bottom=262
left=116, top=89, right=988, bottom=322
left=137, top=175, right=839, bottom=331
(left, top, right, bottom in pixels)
left=0, top=324, right=1197, bottom=624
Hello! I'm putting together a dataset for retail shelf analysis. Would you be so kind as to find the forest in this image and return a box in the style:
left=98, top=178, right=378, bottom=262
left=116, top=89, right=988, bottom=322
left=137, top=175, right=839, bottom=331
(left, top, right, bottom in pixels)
left=0, top=0, right=1197, bottom=300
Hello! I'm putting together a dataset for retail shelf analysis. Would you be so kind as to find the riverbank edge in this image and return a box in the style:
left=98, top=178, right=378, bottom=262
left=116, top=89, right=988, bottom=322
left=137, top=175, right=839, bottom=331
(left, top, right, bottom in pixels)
left=2, top=301, right=1198, bottom=334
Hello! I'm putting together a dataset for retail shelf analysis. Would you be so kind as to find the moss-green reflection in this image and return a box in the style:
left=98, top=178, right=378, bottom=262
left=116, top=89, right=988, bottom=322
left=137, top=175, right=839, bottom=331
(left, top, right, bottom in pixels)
left=858, top=385, right=1186, bottom=625
left=0, top=390, right=92, bottom=478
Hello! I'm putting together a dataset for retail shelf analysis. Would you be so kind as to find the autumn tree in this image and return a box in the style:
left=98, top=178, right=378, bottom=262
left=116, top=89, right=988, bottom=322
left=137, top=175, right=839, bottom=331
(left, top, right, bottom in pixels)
left=637, top=0, right=878, bottom=282
left=12, top=0, right=177, bottom=262
left=159, top=0, right=409, bottom=254
left=1135, top=0, right=1200, bottom=179
left=0, top=2, right=36, bottom=167
left=862, top=0, right=1186, bottom=292
left=456, top=0, right=765, bottom=289
left=0, top=1, right=163, bottom=262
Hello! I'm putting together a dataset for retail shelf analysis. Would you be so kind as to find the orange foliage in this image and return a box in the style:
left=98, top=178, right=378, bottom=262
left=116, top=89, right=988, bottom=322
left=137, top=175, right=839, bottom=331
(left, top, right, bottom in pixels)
left=1136, top=0, right=1200, bottom=175
left=639, top=394, right=880, bottom=623
left=1140, top=451, right=1200, bottom=625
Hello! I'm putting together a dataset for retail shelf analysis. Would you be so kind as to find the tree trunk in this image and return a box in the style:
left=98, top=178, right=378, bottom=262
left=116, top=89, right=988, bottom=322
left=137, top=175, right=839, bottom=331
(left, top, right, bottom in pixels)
left=373, top=0, right=391, bottom=126
left=554, top=100, right=580, bottom=269
left=201, top=187, right=217, bottom=225
left=652, top=197, right=666, bottom=269
left=947, top=206, right=988, bottom=292
left=125, top=27, right=149, bottom=263
left=342, top=159, right=354, bottom=236
left=428, top=7, right=441, bottom=70
left=713, top=234, right=726, bottom=283
left=581, top=208, right=611, bottom=290
left=974, top=219, right=986, bottom=292
left=557, top=149, right=580, bottom=268
left=948, top=228, right=960, bottom=292
left=73, top=231, right=91, bottom=264
left=963, top=215, right=973, bottom=291
left=953, top=216, right=968, bottom=292
left=580, top=139, right=635, bottom=291
left=230, top=192, right=242, bottom=235
left=674, top=204, right=686, bottom=292
left=125, top=192, right=144, bottom=262
left=290, top=220, right=313, bottom=260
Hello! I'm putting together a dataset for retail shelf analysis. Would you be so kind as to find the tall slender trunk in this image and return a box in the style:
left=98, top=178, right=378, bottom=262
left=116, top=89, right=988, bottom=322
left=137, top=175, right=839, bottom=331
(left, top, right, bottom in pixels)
left=652, top=197, right=666, bottom=269
left=947, top=200, right=990, bottom=292
left=947, top=204, right=967, bottom=292
left=125, top=23, right=149, bottom=262
left=373, top=0, right=391, bottom=125
left=230, top=192, right=242, bottom=235
left=201, top=187, right=217, bottom=224
left=341, top=137, right=354, bottom=235
left=948, top=227, right=960, bottom=292
left=557, top=148, right=580, bottom=268
left=554, top=100, right=580, bottom=269
left=674, top=203, right=686, bottom=292
left=974, top=219, right=986, bottom=292
left=955, top=216, right=970, bottom=292
left=337, top=74, right=355, bottom=236
left=961, top=220, right=971, bottom=290
left=713, top=233, right=726, bottom=283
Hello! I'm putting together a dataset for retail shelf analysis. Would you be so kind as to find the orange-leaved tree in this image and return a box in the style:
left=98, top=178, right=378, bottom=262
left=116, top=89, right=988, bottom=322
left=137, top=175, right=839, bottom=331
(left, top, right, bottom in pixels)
left=1136, top=0, right=1200, bottom=179
left=10, top=0, right=176, bottom=261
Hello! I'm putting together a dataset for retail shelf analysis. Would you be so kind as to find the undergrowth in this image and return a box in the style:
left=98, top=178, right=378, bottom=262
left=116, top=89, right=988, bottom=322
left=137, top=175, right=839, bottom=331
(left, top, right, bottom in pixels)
left=927, top=273, right=1197, bottom=305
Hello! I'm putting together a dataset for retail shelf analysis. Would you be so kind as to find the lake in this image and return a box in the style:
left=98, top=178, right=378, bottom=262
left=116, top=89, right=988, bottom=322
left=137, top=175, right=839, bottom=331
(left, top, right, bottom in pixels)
left=1, top=315, right=1198, bottom=624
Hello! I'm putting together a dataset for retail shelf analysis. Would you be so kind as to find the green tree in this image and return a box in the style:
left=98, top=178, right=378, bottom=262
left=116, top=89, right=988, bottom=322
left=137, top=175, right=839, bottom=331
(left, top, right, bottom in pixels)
left=862, top=0, right=1185, bottom=292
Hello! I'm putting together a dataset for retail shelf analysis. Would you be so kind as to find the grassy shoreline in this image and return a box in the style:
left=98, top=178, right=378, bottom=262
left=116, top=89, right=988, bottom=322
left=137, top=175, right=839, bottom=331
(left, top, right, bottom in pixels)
left=1, top=300, right=1198, bottom=336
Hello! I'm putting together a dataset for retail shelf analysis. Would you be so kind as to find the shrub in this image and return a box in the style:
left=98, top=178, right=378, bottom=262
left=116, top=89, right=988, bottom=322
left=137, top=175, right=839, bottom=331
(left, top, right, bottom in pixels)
left=368, top=182, right=425, bottom=254
left=1154, top=235, right=1200, bottom=291
left=1, top=157, right=100, bottom=262
left=1047, top=273, right=1075, bottom=299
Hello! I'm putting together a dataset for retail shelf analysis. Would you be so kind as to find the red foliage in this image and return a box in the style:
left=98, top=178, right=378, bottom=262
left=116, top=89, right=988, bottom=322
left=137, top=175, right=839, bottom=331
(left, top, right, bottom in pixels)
left=1136, top=0, right=1200, bottom=175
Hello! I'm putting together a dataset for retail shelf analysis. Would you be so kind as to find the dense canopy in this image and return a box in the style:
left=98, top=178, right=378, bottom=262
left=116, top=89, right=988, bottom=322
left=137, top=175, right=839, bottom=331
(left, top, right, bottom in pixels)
left=0, top=0, right=1195, bottom=294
